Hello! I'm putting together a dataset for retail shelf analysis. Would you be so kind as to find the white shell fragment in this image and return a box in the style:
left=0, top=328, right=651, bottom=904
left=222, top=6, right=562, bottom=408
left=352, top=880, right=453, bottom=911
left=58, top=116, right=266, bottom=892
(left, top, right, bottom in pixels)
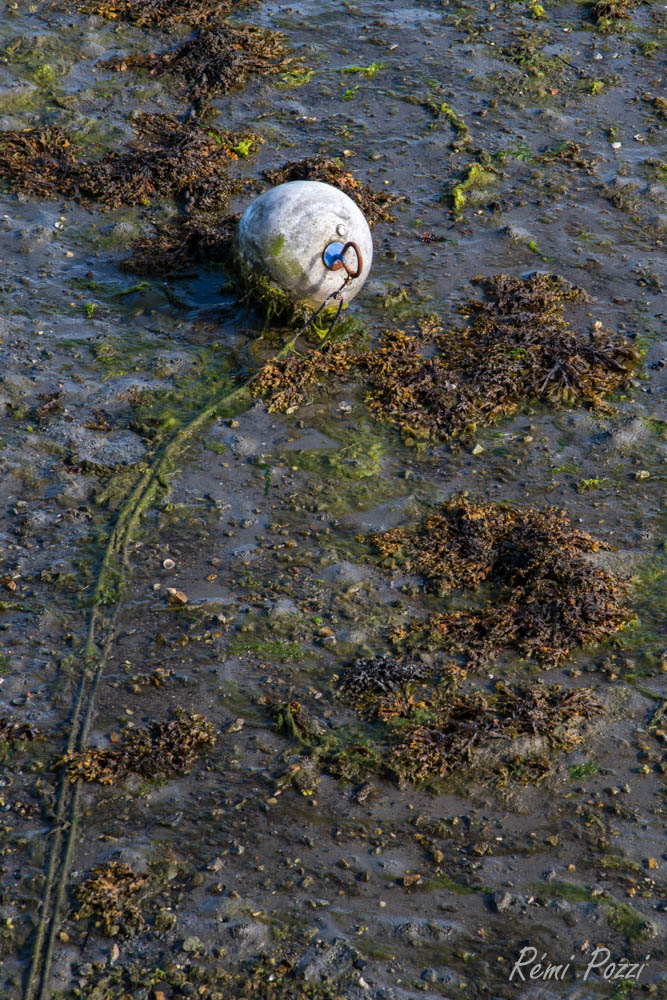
left=237, top=180, right=373, bottom=308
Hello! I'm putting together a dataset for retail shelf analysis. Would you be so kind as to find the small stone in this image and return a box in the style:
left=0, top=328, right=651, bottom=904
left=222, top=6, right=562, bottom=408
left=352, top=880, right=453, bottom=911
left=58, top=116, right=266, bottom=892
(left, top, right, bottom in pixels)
left=181, top=935, right=205, bottom=953
left=110, top=943, right=120, bottom=963
left=611, top=141, right=622, bottom=150
left=492, top=890, right=512, bottom=912
left=167, top=588, right=188, bottom=606
left=635, top=470, right=650, bottom=480
left=471, top=443, right=484, bottom=455
left=646, top=857, right=659, bottom=870
left=226, top=717, right=245, bottom=733
left=354, top=782, right=376, bottom=804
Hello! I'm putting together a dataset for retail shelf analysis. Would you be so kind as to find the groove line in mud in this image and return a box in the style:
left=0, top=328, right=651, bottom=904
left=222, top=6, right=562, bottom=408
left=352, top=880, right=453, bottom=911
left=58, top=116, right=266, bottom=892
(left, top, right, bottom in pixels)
left=25, top=337, right=299, bottom=1000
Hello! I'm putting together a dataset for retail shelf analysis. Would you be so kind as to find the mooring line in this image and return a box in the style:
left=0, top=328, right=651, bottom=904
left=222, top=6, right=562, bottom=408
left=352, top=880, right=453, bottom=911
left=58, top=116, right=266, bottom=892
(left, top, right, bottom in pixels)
left=25, top=333, right=304, bottom=999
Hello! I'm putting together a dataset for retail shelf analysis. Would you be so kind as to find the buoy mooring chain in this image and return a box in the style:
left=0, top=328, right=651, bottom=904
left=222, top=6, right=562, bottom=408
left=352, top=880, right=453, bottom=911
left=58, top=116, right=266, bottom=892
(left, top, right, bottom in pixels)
left=300, top=241, right=363, bottom=339
left=238, top=179, right=373, bottom=337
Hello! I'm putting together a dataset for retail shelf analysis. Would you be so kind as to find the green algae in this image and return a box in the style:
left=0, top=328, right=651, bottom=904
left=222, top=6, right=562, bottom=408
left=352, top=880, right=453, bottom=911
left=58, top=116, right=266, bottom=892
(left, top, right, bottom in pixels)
left=568, top=759, right=600, bottom=779
left=590, top=1, right=640, bottom=33
left=227, top=636, right=304, bottom=660
left=446, top=161, right=497, bottom=218
left=279, top=68, right=315, bottom=88
left=535, top=880, right=656, bottom=941
left=613, top=550, right=667, bottom=666
left=425, top=98, right=469, bottom=141
left=277, top=418, right=407, bottom=515
left=270, top=700, right=383, bottom=784
left=341, top=61, right=385, bottom=78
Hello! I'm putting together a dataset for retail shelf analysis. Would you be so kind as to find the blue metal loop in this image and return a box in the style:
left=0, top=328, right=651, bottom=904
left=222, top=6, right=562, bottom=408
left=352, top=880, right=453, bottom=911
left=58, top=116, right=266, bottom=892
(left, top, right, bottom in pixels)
left=322, top=241, right=346, bottom=268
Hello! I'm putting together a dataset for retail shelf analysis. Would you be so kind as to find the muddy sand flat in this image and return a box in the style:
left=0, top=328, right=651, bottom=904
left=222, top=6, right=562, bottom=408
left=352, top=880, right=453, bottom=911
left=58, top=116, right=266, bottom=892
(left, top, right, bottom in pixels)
left=0, top=1, right=664, bottom=998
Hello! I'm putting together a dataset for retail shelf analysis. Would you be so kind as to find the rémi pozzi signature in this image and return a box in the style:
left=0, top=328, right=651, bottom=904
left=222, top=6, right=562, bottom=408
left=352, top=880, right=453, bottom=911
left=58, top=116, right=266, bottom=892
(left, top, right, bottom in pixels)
left=508, top=946, right=651, bottom=983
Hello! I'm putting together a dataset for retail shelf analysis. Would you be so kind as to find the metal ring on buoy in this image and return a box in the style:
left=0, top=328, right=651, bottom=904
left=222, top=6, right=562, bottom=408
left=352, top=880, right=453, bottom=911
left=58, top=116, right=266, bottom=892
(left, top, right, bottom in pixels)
left=322, top=240, right=363, bottom=278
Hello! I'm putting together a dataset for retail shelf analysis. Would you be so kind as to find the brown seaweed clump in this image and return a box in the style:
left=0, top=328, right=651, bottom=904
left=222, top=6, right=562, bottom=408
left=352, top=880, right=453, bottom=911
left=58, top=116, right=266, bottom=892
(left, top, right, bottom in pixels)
left=0, top=114, right=255, bottom=211
left=263, top=155, right=399, bottom=225
left=105, top=24, right=295, bottom=112
left=253, top=341, right=357, bottom=413
left=591, top=1, right=639, bottom=25
left=392, top=682, right=600, bottom=783
left=122, top=212, right=239, bottom=274
left=74, top=862, right=149, bottom=937
left=75, top=0, right=254, bottom=27
left=253, top=274, right=639, bottom=441
left=0, top=716, right=41, bottom=745
left=63, top=708, right=216, bottom=784
left=270, top=684, right=599, bottom=788
left=373, top=498, right=632, bottom=667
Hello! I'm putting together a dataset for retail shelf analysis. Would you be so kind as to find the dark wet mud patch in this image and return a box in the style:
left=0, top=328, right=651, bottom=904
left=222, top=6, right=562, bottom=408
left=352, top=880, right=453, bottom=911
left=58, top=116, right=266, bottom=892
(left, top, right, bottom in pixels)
left=370, top=497, right=633, bottom=668
left=62, top=707, right=216, bottom=784
left=274, top=416, right=410, bottom=515
left=263, top=155, right=399, bottom=226
left=0, top=113, right=257, bottom=210
left=73, top=0, right=255, bottom=28
left=254, top=274, right=640, bottom=443
left=103, top=23, right=296, bottom=115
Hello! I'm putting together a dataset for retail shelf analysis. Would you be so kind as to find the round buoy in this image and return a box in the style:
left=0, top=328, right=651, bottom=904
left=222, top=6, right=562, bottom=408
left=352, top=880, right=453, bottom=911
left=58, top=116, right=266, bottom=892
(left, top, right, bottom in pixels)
left=237, top=180, right=373, bottom=310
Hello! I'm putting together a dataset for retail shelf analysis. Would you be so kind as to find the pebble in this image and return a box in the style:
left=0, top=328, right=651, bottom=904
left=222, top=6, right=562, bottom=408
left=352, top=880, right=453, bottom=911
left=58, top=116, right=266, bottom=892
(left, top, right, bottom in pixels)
left=19, top=226, right=52, bottom=254
left=492, top=890, right=512, bottom=912
left=167, top=588, right=188, bottom=606
left=181, top=935, right=205, bottom=953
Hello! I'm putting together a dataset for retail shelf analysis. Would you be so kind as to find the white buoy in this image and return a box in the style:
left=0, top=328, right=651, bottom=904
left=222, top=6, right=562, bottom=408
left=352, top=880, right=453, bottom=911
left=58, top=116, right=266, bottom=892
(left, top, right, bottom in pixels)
left=237, top=180, right=373, bottom=310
